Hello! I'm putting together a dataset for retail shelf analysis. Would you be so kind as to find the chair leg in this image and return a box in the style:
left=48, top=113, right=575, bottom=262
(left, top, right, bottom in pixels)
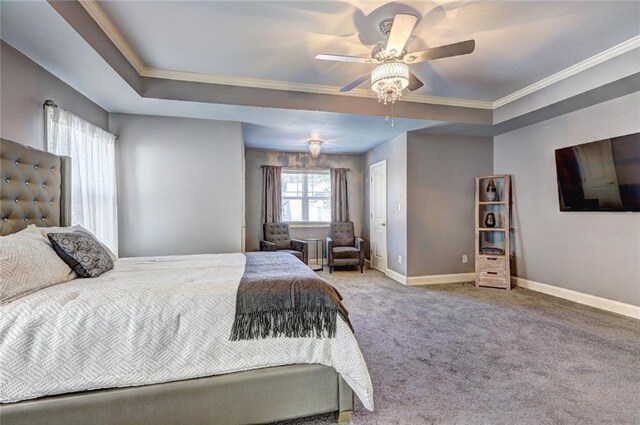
left=360, top=264, right=363, bottom=273
left=329, top=266, right=333, bottom=274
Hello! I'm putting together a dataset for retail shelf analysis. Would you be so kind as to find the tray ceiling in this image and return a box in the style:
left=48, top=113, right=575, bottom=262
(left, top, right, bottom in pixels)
left=0, top=0, right=440, bottom=153
left=1, top=0, right=638, bottom=153
left=96, top=0, right=640, bottom=102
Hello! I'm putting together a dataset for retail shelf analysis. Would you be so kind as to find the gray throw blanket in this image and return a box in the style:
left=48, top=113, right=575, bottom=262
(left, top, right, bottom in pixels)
left=231, top=252, right=352, bottom=340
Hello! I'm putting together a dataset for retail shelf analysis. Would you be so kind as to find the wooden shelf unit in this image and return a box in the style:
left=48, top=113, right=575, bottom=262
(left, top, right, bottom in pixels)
left=475, top=175, right=511, bottom=290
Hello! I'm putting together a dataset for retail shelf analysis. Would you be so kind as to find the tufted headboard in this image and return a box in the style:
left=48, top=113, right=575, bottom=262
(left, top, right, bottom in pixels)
left=0, top=138, right=71, bottom=236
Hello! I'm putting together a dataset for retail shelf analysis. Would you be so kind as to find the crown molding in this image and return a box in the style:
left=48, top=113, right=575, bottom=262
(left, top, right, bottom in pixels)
left=76, top=0, right=492, bottom=110
left=78, top=0, right=145, bottom=74
left=78, top=0, right=638, bottom=114
left=141, top=67, right=493, bottom=109
left=493, top=35, right=640, bottom=109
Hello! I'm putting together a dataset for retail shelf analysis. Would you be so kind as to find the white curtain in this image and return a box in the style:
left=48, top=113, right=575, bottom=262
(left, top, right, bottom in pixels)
left=46, top=106, right=118, bottom=254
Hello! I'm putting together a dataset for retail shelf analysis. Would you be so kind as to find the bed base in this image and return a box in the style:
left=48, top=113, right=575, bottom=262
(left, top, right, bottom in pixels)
left=0, top=140, right=356, bottom=424
left=0, top=365, right=354, bottom=425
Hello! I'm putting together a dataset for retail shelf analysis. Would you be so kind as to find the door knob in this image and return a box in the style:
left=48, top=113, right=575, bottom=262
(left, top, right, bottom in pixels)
left=381, top=223, right=386, bottom=226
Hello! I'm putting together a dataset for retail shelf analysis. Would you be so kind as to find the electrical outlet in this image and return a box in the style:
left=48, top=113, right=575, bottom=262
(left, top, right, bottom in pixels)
left=462, top=254, right=468, bottom=264
left=398, top=254, right=402, bottom=264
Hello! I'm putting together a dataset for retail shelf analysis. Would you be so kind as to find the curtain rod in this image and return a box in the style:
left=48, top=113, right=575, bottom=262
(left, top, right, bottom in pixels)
left=43, top=99, right=119, bottom=141
left=260, top=165, right=350, bottom=171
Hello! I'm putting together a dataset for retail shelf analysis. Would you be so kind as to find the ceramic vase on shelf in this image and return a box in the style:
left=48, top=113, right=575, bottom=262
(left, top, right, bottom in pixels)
left=486, top=179, right=497, bottom=201
left=484, top=212, right=496, bottom=228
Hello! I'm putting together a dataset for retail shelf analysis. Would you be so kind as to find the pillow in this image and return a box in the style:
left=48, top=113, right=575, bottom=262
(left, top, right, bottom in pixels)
left=0, top=226, right=75, bottom=304
left=47, top=232, right=114, bottom=278
left=38, top=225, right=118, bottom=262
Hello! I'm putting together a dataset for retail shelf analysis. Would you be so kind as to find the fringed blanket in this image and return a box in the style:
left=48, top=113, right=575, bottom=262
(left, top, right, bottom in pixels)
left=231, top=252, right=352, bottom=340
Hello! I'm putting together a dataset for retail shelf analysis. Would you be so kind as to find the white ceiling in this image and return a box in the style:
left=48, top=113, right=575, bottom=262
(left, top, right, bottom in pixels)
left=0, top=0, right=438, bottom=153
left=243, top=113, right=443, bottom=153
left=1, top=1, right=639, bottom=153
left=97, top=0, right=640, bottom=101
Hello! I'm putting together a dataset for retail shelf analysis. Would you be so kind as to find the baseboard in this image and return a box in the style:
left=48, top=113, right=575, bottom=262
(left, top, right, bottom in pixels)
left=385, top=271, right=475, bottom=286
left=385, top=269, right=407, bottom=285
left=366, top=259, right=407, bottom=285
left=407, top=272, right=475, bottom=286
left=379, top=269, right=639, bottom=319
left=512, top=277, right=640, bottom=320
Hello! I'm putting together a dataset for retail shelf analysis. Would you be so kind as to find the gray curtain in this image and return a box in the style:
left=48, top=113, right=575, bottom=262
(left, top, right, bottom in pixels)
left=331, top=168, right=349, bottom=222
left=262, top=165, right=282, bottom=224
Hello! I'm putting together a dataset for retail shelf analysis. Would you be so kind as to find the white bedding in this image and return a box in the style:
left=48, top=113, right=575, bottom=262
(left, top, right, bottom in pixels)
left=0, top=253, right=374, bottom=409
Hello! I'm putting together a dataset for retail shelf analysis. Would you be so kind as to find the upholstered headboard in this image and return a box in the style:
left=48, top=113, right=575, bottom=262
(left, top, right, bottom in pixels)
left=0, top=138, right=71, bottom=236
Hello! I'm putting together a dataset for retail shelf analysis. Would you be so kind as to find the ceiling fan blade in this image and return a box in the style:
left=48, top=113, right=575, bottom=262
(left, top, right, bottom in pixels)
left=340, top=74, right=370, bottom=92
left=316, top=53, right=376, bottom=64
left=404, top=40, right=475, bottom=64
left=385, top=14, right=418, bottom=56
left=407, top=72, right=424, bottom=91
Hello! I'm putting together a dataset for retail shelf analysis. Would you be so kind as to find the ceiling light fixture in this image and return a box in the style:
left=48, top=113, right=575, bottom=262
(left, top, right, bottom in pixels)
left=371, top=61, right=410, bottom=127
left=308, top=139, right=323, bottom=158
left=371, top=62, right=410, bottom=105
left=316, top=13, right=476, bottom=127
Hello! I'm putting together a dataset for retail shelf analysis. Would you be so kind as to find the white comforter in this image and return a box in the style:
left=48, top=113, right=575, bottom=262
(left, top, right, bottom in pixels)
left=0, top=254, right=374, bottom=409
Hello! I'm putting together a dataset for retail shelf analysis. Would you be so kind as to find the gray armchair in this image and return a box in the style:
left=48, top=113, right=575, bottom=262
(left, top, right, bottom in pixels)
left=326, top=221, right=365, bottom=273
left=260, top=223, right=308, bottom=264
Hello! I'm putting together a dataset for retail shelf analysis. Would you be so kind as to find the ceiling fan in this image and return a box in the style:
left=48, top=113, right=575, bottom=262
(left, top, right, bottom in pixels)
left=316, top=14, right=475, bottom=103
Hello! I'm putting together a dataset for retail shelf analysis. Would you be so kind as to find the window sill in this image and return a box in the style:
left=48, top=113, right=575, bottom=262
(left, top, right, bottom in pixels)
left=287, top=222, right=330, bottom=229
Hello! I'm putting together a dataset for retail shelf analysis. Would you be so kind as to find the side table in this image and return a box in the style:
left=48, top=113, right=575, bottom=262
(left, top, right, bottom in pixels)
left=304, top=238, right=324, bottom=272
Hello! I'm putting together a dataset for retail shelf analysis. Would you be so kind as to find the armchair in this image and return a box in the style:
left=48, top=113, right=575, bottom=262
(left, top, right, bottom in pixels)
left=260, top=223, right=308, bottom=264
left=326, top=221, right=365, bottom=273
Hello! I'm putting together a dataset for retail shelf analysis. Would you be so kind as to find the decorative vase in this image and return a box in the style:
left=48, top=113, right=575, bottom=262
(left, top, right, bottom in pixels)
left=486, top=179, right=497, bottom=201
left=484, top=212, right=496, bottom=228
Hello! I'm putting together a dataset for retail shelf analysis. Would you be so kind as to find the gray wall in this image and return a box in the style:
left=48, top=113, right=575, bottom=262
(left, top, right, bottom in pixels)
left=494, top=92, right=640, bottom=306
left=363, top=133, right=408, bottom=276
left=0, top=41, right=108, bottom=149
left=244, top=149, right=364, bottom=257
left=110, top=114, right=244, bottom=257
left=406, top=132, right=493, bottom=276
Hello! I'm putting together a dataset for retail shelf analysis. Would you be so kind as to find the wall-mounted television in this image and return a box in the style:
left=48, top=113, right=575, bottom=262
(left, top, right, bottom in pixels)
left=555, top=133, right=640, bottom=212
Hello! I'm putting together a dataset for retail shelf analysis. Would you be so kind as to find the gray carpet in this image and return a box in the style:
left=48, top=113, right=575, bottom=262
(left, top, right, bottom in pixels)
left=277, top=269, right=640, bottom=425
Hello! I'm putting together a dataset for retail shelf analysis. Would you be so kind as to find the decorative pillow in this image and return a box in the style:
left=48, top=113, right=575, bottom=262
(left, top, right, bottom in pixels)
left=47, top=232, right=114, bottom=278
left=0, top=226, right=75, bottom=304
left=38, top=225, right=118, bottom=262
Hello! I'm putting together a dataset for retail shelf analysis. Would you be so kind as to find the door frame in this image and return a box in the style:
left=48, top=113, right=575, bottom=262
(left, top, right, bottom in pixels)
left=369, top=160, right=388, bottom=274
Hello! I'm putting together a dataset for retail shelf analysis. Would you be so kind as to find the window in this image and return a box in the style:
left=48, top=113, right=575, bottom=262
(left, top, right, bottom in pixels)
left=281, top=170, right=331, bottom=222
left=45, top=106, right=119, bottom=254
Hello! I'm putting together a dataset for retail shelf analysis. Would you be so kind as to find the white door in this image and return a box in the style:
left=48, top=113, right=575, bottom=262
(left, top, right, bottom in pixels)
left=370, top=161, right=387, bottom=273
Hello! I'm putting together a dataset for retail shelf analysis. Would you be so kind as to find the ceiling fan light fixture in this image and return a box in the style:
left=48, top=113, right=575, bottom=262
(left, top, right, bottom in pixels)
left=308, top=139, right=323, bottom=158
left=371, top=62, right=410, bottom=105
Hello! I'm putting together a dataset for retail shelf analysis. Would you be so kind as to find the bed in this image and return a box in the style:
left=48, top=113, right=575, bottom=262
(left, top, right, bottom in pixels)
left=0, top=138, right=373, bottom=425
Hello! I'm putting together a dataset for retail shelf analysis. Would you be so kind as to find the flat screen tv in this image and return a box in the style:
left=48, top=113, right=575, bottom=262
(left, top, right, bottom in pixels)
left=555, top=133, right=640, bottom=212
